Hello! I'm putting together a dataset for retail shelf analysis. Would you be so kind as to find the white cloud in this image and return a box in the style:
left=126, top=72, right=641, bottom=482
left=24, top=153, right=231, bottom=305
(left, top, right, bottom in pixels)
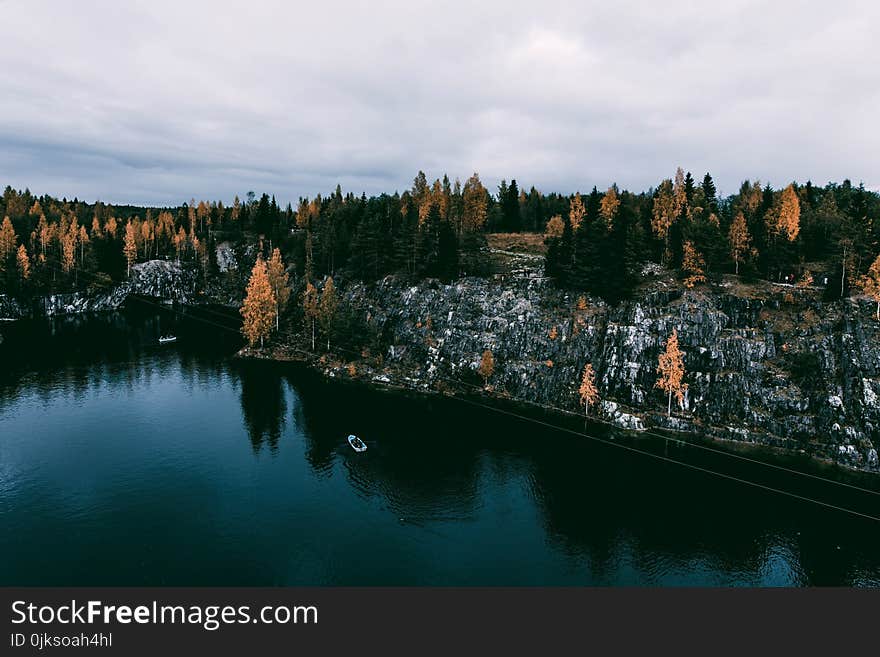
left=0, top=0, right=877, bottom=205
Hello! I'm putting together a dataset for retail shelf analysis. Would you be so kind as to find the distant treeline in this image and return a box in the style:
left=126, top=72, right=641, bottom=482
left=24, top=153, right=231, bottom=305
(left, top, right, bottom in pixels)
left=2, top=169, right=879, bottom=304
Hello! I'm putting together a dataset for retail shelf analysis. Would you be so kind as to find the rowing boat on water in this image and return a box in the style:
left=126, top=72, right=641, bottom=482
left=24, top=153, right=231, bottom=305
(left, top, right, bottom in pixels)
left=347, top=434, right=367, bottom=452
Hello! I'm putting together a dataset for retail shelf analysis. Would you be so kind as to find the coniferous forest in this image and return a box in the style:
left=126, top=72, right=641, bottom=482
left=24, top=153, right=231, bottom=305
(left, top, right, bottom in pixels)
left=3, top=168, right=880, bottom=314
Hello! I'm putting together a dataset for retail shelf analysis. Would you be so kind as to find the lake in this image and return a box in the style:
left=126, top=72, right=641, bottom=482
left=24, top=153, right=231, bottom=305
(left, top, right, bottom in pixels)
left=2, top=304, right=880, bottom=586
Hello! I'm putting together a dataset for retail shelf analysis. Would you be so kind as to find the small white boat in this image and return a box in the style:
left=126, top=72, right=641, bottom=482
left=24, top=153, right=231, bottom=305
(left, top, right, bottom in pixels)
left=347, top=434, right=367, bottom=452
left=158, top=335, right=178, bottom=344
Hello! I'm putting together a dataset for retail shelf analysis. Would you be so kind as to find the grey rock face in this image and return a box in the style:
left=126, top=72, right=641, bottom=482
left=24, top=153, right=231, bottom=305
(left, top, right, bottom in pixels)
left=38, top=260, right=196, bottom=316
left=339, top=274, right=880, bottom=472
left=0, top=294, right=26, bottom=320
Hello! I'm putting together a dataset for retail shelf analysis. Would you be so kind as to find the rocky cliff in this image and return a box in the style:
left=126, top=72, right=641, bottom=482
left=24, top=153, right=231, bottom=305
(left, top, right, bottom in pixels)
left=6, top=245, right=879, bottom=472
left=295, top=259, right=880, bottom=473
left=4, top=260, right=197, bottom=317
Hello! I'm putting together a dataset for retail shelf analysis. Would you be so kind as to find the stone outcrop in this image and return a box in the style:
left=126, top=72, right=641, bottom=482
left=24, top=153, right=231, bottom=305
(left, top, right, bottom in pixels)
left=35, top=260, right=196, bottom=316
left=318, top=271, right=880, bottom=473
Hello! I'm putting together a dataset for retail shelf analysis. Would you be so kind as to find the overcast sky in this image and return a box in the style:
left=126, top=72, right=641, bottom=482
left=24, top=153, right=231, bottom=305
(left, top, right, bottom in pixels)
left=1, top=0, right=877, bottom=206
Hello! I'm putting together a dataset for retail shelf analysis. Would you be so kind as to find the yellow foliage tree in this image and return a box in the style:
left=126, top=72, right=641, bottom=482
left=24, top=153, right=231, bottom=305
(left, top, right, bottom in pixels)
left=123, top=221, right=138, bottom=276
left=579, top=363, right=599, bottom=416
left=78, top=225, right=89, bottom=264
left=16, top=244, right=30, bottom=281
left=772, top=184, right=800, bottom=242
left=60, top=225, right=76, bottom=274
left=302, top=281, right=319, bottom=350
left=859, top=254, right=880, bottom=321
left=569, top=193, right=585, bottom=232
left=240, top=256, right=276, bottom=348
left=318, top=276, right=339, bottom=351
left=479, top=349, right=495, bottom=386
left=651, top=179, right=676, bottom=263
left=545, top=214, right=564, bottom=239
left=796, top=270, right=814, bottom=289
left=672, top=167, right=687, bottom=218
left=681, top=240, right=706, bottom=288
left=174, top=227, right=187, bottom=263
left=728, top=211, right=751, bottom=275
left=656, top=329, right=687, bottom=417
left=462, top=173, right=488, bottom=233
left=267, top=248, right=291, bottom=331
left=599, top=186, right=620, bottom=227
left=0, top=216, right=16, bottom=264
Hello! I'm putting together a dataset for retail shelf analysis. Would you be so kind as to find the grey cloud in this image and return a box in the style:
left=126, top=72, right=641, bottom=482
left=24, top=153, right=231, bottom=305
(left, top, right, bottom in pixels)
left=1, top=0, right=878, bottom=206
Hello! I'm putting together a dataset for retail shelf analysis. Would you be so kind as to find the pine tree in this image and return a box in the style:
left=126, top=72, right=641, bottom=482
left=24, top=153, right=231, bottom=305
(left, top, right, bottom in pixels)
left=479, top=349, right=495, bottom=386
left=579, top=363, right=599, bottom=416
left=266, top=248, right=291, bottom=331
left=701, top=173, right=718, bottom=213
left=504, top=179, right=521, bottom=231
left=684, top=171, right=695, bottom=204
left=240, top=256, right=276, bottom=348
left=600, top=202, right=643, bottom=304
left=655, top=329, right=686, bottom=417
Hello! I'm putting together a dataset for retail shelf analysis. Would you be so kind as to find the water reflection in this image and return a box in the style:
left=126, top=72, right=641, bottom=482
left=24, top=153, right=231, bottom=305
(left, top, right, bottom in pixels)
left=2, top=308, right=880, bottom=585
left=238, top=363, right=287, bottom=453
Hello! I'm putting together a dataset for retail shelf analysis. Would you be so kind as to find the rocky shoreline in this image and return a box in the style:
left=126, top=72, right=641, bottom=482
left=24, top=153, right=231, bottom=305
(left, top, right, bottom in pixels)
left=244, top=259, right=880, bottom=474
left=6, top=251, right=880, bottom=474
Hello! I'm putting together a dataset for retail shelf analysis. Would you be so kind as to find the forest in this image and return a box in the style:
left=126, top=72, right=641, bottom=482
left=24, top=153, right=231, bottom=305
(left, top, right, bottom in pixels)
left=3, top=168, right=880, bottom=321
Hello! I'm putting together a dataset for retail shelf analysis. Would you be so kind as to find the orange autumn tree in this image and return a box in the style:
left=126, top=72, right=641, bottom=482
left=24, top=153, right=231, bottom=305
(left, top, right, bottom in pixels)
left=655, top=329, right=686, bottom=417
left=651, top=179, right=676, bottom=264
left=545, top=214, right=564, bottom=239
left=0, top=216, right=16, bottom=268
left=240, top=256, right=276, bottom=348
left=318, top=276, right=339, bottom=351
left=16, top=244, right=30, bottom=281
left=728, top=211, right=752, bottom=275
left=579, top=363, right=599, bottom=416
left=859, top=254, right=880, bottom=321
left=479, top=349, right=495, bottom=386
left=266, top=247, right=291, bottom=331
left=569, top=193, right=585, bottom=232
left=599, top=185, right=620, bottom=227
left=771, top=184, right=801, bottom=242
left=123, top=220, right=138, bottom=276
left=461, top=173, right=488, bottom=234
left=302, top=281, right=319, bottom=350
left=681, top=240, right=706, bottom=288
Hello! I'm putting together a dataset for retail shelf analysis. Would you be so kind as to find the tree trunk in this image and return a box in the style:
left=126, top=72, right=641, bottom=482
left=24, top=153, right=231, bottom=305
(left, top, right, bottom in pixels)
left=735, top=259, right=739, bottom=275
left=311, top=319, right=315, bottom=351
left=667, top=389, right=672, bottom=417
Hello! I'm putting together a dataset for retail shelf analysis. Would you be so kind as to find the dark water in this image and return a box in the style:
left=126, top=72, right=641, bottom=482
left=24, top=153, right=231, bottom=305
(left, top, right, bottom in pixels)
left=2, top=306, right=880, bottom=586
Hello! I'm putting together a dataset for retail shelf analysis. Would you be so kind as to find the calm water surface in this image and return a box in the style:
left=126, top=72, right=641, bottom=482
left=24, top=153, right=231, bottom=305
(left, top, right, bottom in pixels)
left=1, top=306, right=879, bottom=586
